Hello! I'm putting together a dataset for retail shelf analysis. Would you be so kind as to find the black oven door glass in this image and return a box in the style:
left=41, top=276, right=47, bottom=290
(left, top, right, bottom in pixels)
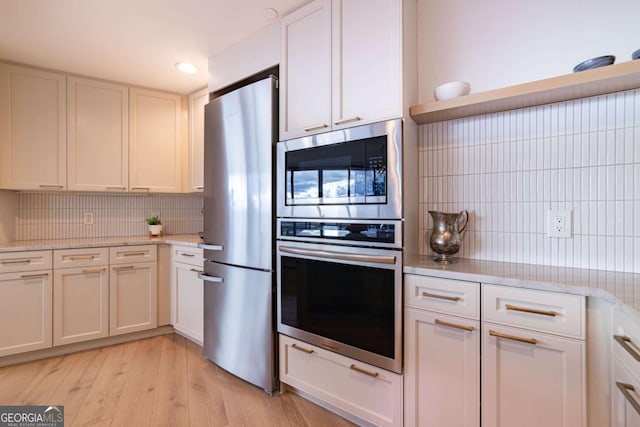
left=280, top=256, right=395, bottom=358
left=285, top=135, right=387, bottom=205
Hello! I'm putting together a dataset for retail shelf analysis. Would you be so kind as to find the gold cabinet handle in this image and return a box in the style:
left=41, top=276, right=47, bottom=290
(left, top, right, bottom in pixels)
left=614, top=335, right=640, bottom=361
left=195, top=186, right=204, bottom=190
left=334, top=116, right=361, bottom=126
left=113, top=265, right=135, bottom=271
left=190, top=268, right=203, bottom=274
left=106, top=186, right=126, bottom=191
left=303, top=123, right=329, bottom=132
left=39, top=184, right=64, bottom=189
left=505, top=304, right=557, bottom=317
left=435, top=318, right=475, bottom=332
left=123, top=252, right=146, bottom=257
left=291, top=343, right=314, bottom=354
left=20, top=273, right=49, bottom=279
left=181, top=253, right=195, bottom=257
left=69, top=255, right=95, bottom=261
left=1, top=259, right=31, bottom=265
left=131, top=187, right=150, bottom=192
left=422, top=291, right=461, bottom=302
left=82, top=268, right=105, bottom=274
left=349, top=364, right=379, bottom=379
left=490, top=330, right=537, bottom=345
left=616, top=382, right=640, bottom=415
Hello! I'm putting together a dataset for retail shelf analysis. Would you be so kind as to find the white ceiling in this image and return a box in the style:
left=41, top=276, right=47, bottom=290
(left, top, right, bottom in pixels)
left=0, top=0, right=308, bottom=94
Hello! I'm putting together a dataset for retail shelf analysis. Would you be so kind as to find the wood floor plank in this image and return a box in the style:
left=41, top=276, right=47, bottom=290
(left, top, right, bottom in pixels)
left=290, top=392, right=356, bottom=427
left=109, top=336, right=163, bottom=427
left=71, top=341, right=138, bottom=426
left=185, top=340, right=228, bottom=427
left=0, top=357, right=50, bottom=403
left=12, top=352, right=83, bottom=405
left=149, top=334, right=190, bottom=427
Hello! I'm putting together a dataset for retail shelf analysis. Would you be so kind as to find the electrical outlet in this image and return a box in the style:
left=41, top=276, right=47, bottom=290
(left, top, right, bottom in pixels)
left=547, top=210, right=571, bottom=238
left=83, top=212, right=94, bottom=225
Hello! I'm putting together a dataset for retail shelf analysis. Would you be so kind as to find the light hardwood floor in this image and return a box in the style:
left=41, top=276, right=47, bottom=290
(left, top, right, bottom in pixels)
left=0, top=334, right=355, bottom=427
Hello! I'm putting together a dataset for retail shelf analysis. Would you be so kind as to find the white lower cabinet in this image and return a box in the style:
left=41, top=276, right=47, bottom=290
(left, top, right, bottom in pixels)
left=170, top=246, right=203, bottom=344
left=482, top=323, right=586, bottom=427
left=404, top=308, right=479, bottom=427
left=612, top=358, right=640, bottom=426
left=279, top=334, right=403, bottom=427
left=0, top=270, right=52, bottom=356
left=53, top=266, right=109, bottom=345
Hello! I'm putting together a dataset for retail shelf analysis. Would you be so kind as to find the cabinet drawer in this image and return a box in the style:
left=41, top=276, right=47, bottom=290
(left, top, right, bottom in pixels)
left=0, top=251, right=52, bottom=273
left=612, top=357, right=640, bottom=425
left=483, top=284, right=585, bottom=339
left=54, top=247, right=109, bottom=268
left=173, top=246, right=203, bottom=267
left=110, top=245, right=157, bottom=264
left=279, top=334, right=403, bottom=427
left=404, top=274, right=479, bottom=319
left=613, top=309, right=640, bottom=379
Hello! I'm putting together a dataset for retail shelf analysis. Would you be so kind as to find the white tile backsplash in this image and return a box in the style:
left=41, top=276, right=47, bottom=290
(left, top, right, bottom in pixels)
left=419, top=88, right=640, bottom=273
left=16, top=193, right=203, bottom=240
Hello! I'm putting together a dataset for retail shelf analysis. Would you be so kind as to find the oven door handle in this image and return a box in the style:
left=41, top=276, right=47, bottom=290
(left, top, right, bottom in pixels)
left=279, top=246, right=396, bottom=265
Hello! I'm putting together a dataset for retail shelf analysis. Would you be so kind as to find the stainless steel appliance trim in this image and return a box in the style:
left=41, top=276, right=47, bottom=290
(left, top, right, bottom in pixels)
left=276, top=118, right=403, bottom=219
left=199, top=243, right=224, bottom=251
left=198, top=273, right=224, bottom=283
left=276, top=240, right=403, bottom=374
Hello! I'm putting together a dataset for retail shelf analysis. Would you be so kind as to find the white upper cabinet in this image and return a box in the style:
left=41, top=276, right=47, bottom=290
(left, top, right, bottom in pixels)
left=331, top=0, right=401, bottom=130
left=67, top=77, right=129, bottom=192
left=280, top=0, right=332, bottom=140
left=129, top=88, right=182, bottom=193
left=187, top=87, right=207, bottom=193
left=280, top=0, right=403, bottom=140
left=0, top=64, right=67, bottom=190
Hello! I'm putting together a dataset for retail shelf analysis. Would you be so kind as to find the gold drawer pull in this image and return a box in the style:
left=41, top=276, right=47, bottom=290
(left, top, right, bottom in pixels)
left=113, top=265, right=135, bottom=271
left=83, top=268, right=105, bottom=274
left=304, top=123, right=329, bottom=132
left=131, top=187, right=150, bottom=192
left=69, top=255, right=94, bottom=261
left=123, top=252, right=146, bottom=257
left=490, top=330, right=537, bottom=345
left=291, top=343, right=314, bottom=354
left=616, top=382, right=640, bottom=415
left=349, top=364, right=379, bottom=379
left=106, top=186, right=126, bottom=191
left=422, top=291, right=461, bottom=302
left=39, top=184, right=63, bottom=189
left=614, top=335, right=640, bottom=361
left=435, top=318, right=474, bottom=332
left=1, top=259, right=31, bottom=265
left=190, top=268, right=203, bottom=274
left=181, top=253, right=195, bottom=257
left=334, top=116, right=361, bottom=126
left=505, top=304, right=557, bottom=317
left=20, top=273, right=49, bottom=279
left=195, top=186, right=204, bottom=190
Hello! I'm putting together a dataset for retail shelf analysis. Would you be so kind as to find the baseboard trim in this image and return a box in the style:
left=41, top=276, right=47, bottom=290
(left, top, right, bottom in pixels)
left=0, top=326, right=175, bottom=367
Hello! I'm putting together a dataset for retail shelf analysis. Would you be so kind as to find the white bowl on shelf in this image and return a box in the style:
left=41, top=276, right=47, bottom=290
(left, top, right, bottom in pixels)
left=434, top=81, right=471, bottom=101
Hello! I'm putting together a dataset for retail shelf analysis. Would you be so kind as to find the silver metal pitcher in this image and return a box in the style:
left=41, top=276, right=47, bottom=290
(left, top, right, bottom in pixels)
left=428, top=210, right=469, bottom=263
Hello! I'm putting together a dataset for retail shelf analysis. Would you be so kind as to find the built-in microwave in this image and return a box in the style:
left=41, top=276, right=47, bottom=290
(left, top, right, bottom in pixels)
left=276, top=119, right=403, bottom=219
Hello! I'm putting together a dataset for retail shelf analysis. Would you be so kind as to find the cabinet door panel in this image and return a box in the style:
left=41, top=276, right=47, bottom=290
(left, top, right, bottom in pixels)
left=482, top=324, right=585, bottom=427
left=332, top=0, right=401, bottom=128
left=613, top=359, right=640, bottom=427
left=280, top=0, right=331, bottom=139
left=172, top=263, right=203, bottom=344
left=53, top=267, right=109, bottom=345
left=129, top=88, right=182, bottom=192
left=404, top=308, right=479, bottom=427
left=67, top=77, right=128, bottom=191
left=188, top=88, right=207, bottom=192
left=109, top=261, right=157, bottom=335
left=0, top=64, right=66, bottom=190
left=0, top=271, right=52, bottom=356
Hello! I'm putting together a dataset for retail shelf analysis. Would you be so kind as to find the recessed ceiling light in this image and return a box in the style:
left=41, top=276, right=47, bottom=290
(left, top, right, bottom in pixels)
left=175, top=62, right=197, bottom=74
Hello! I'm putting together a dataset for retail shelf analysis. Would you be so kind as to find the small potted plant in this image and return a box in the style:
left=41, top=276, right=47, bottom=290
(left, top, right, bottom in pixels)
left=146, top=215, right=163, bottom=237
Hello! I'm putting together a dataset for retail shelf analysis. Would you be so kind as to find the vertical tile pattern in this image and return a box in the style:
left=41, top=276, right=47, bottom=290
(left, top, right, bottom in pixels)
left=16, top=193, right=203, bottom=240
left=419, top=88, right=639, bottom=274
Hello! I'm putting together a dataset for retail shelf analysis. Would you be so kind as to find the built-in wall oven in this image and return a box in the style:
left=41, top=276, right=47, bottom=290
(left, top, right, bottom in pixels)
left=277, top=220, right=403, bottom=374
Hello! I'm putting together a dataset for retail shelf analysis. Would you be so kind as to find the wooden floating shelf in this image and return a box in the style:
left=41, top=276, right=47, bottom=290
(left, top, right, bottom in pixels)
left=410, top=60, right=640, bottom=124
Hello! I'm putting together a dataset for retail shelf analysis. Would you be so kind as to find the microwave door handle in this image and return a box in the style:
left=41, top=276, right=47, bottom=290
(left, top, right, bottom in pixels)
left=279, top=246, right=396, bottom=265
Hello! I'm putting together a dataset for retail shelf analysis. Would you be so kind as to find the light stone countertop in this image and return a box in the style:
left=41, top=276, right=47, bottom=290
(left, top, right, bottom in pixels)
left=0, top=234, right=203, bottom=252
left=404, top=255, right=640, bottom=317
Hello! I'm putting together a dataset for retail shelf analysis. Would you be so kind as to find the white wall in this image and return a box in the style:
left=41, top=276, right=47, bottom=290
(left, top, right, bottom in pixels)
left=208, top=22, right=280, bottom=92
left=0, top=190, right=16, bottom=243
left=418, top=88, right=640, bottom=273
left=418, top=0, right=640, bottom=101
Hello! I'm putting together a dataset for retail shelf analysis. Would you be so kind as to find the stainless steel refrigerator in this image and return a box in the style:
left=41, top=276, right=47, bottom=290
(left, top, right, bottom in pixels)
left=200, top=75, right=277, bottom=393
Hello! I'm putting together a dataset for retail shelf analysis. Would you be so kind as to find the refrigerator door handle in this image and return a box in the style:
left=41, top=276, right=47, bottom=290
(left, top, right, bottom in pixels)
left=199, top=243, right=224, bottom=251
left=198, top=272, right=224, bottom=283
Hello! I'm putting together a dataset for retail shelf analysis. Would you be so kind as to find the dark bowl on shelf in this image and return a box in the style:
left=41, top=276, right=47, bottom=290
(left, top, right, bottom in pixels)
left=633, top=49, right=640, bottom=60
left=573, top=55, right=615, bottom=72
